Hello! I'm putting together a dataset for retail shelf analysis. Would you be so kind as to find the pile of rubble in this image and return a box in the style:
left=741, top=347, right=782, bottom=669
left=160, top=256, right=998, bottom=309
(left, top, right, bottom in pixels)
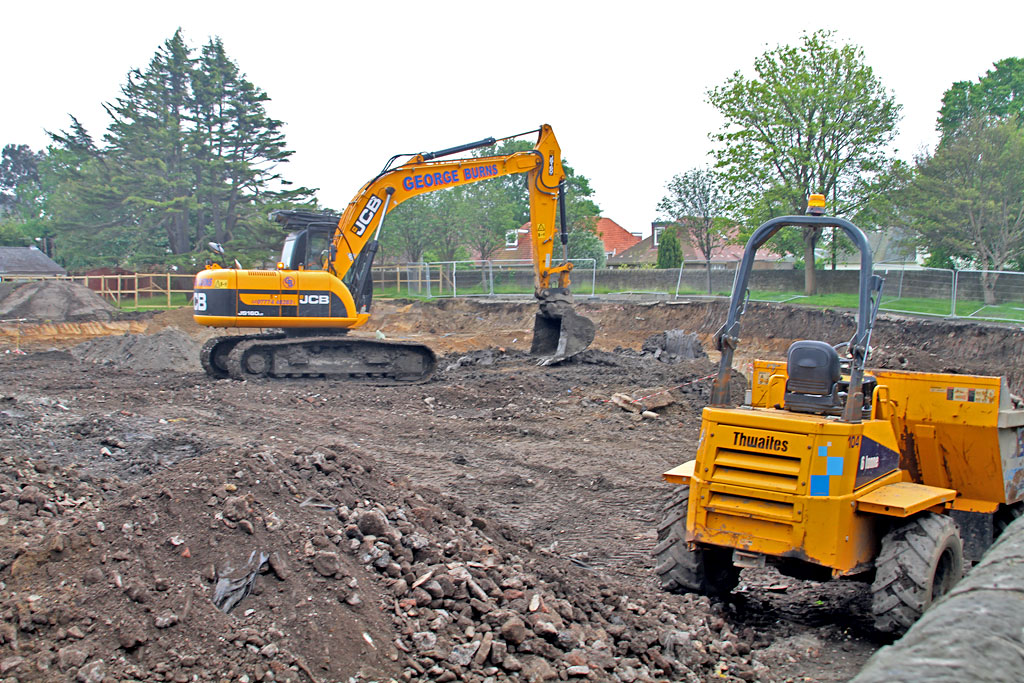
left=0, top=420, right=773, bottom=682
left=70, top=328, right=200, bottom=372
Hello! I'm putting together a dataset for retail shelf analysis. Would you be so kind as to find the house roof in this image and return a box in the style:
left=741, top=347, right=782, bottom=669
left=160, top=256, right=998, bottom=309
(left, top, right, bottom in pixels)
left=0, top=247, right=66, bottom=276
left=497, top=227, right=534, bottom=261
left=593, top=217, right=641, bottom=256
left=608, top=224, right=783, bottom=267
left=491, top=217, right=641, bottom=262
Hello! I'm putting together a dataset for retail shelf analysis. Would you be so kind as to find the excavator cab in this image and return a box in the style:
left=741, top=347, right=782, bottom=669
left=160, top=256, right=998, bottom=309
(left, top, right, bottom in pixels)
left=275, top=211, right=337, bottom=271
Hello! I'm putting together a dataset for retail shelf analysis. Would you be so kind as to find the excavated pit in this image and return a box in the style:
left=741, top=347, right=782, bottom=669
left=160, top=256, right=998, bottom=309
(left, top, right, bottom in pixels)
left=2, top=282, right=1024, bottom=682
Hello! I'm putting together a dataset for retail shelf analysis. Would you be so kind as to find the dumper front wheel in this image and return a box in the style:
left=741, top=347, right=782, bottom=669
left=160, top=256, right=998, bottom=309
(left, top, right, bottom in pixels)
left=870, top=513, right=964, bottom=634
left=654, top=485, right=739, bottom=596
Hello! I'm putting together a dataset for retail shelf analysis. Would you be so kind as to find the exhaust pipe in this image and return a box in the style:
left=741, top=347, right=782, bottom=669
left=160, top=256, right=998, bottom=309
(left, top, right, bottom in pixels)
left=530, top=290, right=596, bottom=365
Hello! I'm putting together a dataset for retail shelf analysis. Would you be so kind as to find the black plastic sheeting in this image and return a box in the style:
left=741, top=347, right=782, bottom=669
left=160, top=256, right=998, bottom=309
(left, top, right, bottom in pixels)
left=212, top=550, right=269, bottom=614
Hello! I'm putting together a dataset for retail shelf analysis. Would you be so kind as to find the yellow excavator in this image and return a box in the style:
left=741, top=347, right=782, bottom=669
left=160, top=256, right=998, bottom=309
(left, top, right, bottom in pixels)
left=193, top=124, right=595, bottom=382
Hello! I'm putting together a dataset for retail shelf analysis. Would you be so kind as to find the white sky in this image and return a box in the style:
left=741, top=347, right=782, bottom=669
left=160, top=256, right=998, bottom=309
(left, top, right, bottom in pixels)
left=3, top=1, right=1021, bottom=237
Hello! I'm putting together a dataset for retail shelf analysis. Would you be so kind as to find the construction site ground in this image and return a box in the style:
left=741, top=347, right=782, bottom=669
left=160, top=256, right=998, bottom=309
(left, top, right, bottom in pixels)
left=2, top=283, right=1021, bottom=683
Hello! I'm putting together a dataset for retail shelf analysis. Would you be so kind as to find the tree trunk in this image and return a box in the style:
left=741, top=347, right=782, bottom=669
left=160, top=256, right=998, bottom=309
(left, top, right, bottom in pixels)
left=981, top=270, right=998, bottom=306
left=167, top=213, right=190, bottom=255
left=221, top=182, right=239, bottom=245
left=803, top=227, right=818, bottom=296
left=705, top=258, right=713, bottom=295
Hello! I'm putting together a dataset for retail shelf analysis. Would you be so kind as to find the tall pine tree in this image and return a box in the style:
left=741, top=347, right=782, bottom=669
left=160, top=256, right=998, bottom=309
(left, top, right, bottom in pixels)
left=42, top=29, right=313, bottom=269
left=104, top=29, right=195, bottom=257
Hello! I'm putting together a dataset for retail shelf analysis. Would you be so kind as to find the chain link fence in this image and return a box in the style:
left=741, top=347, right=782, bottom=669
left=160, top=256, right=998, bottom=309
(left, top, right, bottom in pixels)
left=663, top=261, right=1024, bottom=324
left=954, top=269, right=1024, bottom=323
left=372, top=259, right=597, bottom=298
left=874, top=264, right=956, bottom=317
left=7, top=262, right=1024, bottom=323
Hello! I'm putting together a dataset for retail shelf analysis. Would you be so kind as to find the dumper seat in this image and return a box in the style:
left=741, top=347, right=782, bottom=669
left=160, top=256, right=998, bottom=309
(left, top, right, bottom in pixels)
left=784, top=340, right=843, bottom=415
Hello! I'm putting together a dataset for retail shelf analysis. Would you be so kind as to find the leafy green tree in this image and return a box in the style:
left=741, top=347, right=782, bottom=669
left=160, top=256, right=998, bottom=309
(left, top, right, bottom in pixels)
left=379, top=189, right=469, bottom=264
left=43, top=118, right=139, bottom=268
left=656, top=225, right=683, bottom=269
left=102, top=28, right=196, bottom=257
left=190, top=37, right=309, bottom=255
left=424, top=189, right=469, bottom=263
left=939, top=58, right=1024, bottom=138
left=460, top=139, right=531, bottom=263
left=378, top=141, right=601, bottom=271
left=903, top=118, right=1024, bottom=303
left=657, top=167, right=730, bottom=293
left=379, top=197, right=438, bottom=263
left=708, top=31, right=901, bottom=294
left=566, top=227, right=606, bottom=268
left=561, top=161, right=603, bottom=267
left=0, top=220, right=31, bottom=246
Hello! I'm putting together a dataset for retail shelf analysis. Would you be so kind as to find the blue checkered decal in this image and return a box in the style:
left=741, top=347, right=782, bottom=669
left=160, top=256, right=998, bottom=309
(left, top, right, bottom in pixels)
left=810, top=442, right=845, bottom=496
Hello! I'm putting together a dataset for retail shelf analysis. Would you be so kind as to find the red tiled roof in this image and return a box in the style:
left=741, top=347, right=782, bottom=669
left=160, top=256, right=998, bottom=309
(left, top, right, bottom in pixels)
left=497, top=226, right=534, bottom=261
left=489, top=217, right=640, bottom=261
left=608, top=224, right=785, bottom=266
left=593, top=217, right=641, bottom=256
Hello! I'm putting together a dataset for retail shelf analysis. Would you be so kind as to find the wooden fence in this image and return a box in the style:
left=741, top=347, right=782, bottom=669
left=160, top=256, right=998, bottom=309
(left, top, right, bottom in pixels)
left=2, top=273, right=195, bottom=309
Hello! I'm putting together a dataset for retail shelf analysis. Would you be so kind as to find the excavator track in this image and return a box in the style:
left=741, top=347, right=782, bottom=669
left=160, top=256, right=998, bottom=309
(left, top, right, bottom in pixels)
left=201, top=333, right=284, bottom=379
left=202, top=333, right=436, bottom=384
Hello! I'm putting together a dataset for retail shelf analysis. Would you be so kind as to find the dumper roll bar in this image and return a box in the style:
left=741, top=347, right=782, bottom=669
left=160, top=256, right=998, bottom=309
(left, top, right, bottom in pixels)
left=710, top=215, right=884, bottom=423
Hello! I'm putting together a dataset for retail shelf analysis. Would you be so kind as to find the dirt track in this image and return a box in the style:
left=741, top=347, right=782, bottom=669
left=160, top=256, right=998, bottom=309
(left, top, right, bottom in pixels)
left=2, top=292, right=1023, bottom=682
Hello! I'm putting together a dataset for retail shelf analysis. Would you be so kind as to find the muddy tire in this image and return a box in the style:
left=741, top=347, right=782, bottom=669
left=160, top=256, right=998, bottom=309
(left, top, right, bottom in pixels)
left=654, top=485, right=739, bottom=595
left=870, top=513, right=964, bottom=634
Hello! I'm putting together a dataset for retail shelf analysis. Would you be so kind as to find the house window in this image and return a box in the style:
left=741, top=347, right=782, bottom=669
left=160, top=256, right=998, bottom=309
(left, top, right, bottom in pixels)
left=653, top=226, right=664, bottom=247
left=505, top=230, right=518, bottom=248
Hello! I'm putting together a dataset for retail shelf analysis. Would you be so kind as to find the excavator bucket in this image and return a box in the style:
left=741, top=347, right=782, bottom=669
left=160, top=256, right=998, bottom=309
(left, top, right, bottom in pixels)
left=530, top=303, right=596, bottom=365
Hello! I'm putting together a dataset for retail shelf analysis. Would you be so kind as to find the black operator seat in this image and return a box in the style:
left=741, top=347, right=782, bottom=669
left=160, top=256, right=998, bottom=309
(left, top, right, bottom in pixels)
left=784, top=340, right=843, bottom=415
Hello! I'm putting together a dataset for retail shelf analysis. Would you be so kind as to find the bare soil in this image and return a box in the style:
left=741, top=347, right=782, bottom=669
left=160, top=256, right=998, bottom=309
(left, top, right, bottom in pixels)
left=1, top=287, right=1022, bottom=683
left=0, top=281, right=120, bottom=323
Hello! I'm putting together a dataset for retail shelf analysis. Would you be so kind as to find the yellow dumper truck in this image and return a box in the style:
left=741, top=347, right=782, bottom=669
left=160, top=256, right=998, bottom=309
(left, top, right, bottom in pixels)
left=656, top=197, right=1024, bottom=633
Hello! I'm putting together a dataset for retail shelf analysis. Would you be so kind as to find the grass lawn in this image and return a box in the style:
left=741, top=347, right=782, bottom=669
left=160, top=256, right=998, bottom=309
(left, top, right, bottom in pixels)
left=111, top=292, right=193, bottom=311
left=105, top=281, right=1024, bottom=325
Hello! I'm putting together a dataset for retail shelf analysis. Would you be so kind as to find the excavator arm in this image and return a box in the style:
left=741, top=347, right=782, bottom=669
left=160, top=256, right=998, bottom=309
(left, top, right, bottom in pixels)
left=329, top=124, right=570, bottom=292
left=328, top=124, right=594, bottom=363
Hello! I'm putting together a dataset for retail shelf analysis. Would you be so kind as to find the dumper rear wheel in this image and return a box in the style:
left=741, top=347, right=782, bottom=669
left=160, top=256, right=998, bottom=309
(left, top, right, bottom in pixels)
left=870, top=513, right=964, bottom=634
left=654, top=485, right=739, bottom=596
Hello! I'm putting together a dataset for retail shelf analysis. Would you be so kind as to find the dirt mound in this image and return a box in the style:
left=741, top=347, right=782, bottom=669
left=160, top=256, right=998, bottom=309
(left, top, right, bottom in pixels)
left=0, top=281, right=119, bottom=323
left=12, top=296, right=1024, bottom=682
left=70, top=328, right=200, bottom=372
left=0, top=394, right=767, bottom=683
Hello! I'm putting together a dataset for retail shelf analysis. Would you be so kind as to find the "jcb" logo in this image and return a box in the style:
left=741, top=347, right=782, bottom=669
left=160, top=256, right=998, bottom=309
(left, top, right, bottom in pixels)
left=299, top=294, right=329, bottom=305
left=352, top=195, right=383, bottom=237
